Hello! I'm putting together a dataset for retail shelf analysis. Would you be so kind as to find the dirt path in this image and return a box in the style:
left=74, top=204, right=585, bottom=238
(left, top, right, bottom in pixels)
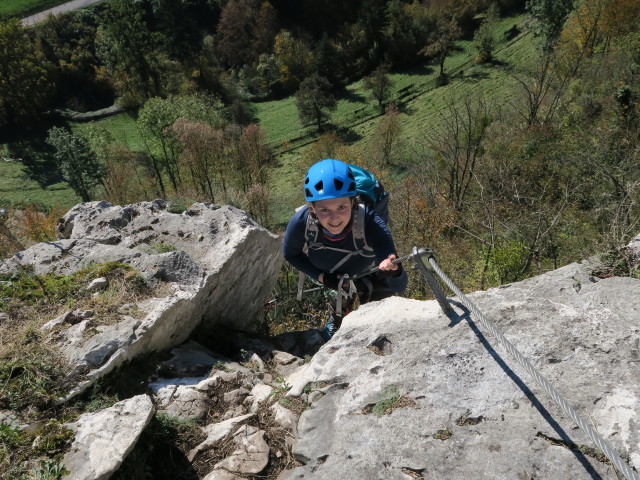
left=21, top=0, right=103, bottom=26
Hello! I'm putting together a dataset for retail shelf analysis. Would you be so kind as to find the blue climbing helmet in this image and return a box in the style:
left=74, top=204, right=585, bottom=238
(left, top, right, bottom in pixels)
left=304, top=159, right=357, bottom=201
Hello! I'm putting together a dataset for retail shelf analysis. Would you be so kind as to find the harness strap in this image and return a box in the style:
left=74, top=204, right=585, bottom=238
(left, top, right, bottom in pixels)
left=296, top=203, right=375, bottom=299
left=335, top=277, right=358, bottom=320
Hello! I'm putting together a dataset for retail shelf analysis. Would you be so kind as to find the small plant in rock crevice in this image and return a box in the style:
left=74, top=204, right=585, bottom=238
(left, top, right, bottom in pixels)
left=433, top=427, right=453, bottom=440
left=359, top=385, right=420, bottom=417
left=370, top=385, right=401, bottom=416
left=152, top=242, right=176, bottom=254
left=24, top=459, right=67, bottom=480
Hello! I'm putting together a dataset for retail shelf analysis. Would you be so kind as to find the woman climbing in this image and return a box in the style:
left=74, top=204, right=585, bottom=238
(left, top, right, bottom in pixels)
left=282, top=158, right=407, bottom=339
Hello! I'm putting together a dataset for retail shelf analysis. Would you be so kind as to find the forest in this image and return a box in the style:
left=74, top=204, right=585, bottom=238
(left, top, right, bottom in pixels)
left=0, top=0, right=639, bottom=296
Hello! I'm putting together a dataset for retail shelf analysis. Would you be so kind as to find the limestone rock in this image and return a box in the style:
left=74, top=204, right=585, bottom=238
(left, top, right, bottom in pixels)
left=270, top=403, right=299, bottom=434
left=63, top=394, right=154, bottom=480
left=288, top=257, right=640, bottom=479
left=0, top=201, right=282, bottom=401
left=150, top=370, right=243, bottom=421
left=86, top=277, right=108, bottom=292
left=245, top=384, right=273, bottom=413
left=188, top=413, right=254, bottom=461
left=214, top=425, right=270, bottom=475
left=203, top=470, right=248, bottom=480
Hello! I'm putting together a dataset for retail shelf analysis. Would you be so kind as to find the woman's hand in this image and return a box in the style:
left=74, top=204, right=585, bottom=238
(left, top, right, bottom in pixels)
left=379, top=254, right=398, bottom=271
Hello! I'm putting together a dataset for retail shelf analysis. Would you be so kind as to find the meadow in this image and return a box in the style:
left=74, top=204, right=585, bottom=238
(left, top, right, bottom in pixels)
left=0, top=0, right=69, bottom=18
left=0, top=12, right=534, bottom=221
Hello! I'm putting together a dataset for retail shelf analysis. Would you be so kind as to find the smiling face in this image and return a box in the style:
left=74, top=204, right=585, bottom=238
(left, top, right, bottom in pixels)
left=311, top=197, right=353, bottom=234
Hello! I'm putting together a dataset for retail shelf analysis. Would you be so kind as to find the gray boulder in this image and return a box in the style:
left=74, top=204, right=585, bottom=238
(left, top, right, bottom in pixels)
left=63, top=394, right=154, bottom=480
left=0, top=201, right=282, bottom=401
left=284, top=257, right=640, bottom=479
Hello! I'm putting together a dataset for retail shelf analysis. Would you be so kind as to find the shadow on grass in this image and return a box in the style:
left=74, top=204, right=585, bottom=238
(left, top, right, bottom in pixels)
left=338, top=89, right=367, bottom=104
left=0, top=123, right=63, bottom=188
left=337, top=127, right=363, bottom=144
left=396, top=64, right=436, bottom=77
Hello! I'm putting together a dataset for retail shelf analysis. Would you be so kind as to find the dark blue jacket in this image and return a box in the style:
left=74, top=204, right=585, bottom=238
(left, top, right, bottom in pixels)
left=282, top=205, right=398, bottom=281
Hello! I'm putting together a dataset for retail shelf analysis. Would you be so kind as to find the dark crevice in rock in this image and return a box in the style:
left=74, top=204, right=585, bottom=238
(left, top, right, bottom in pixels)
left=367, top=335, right=393, bottom=356
left=536, top=432, right=613, bottom=465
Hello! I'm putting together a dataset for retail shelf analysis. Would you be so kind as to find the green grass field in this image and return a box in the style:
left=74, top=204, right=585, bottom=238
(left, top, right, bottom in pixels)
left=1, top=12, right=536, bottom=219
left=261, top=13, right=535, bottom=224
left=0, top=158, right=80, bottom=210
left=71, top=112, right=144, bottom=151
left=0, top=0, right=70, bottom=19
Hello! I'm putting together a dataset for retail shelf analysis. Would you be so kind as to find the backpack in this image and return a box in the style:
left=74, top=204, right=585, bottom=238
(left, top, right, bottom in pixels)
left=348, top=164, right=390, bottom=225
left=297, top=165, right=391, bottom=299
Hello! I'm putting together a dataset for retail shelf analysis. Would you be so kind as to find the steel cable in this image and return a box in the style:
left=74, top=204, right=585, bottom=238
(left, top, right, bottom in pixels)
left=425, top=254, right=639, bottom=480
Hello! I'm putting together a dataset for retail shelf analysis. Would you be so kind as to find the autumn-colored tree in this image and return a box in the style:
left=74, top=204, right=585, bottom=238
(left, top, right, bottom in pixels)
left=558, top=0, right=640, bottom=63
left=215, top=0, right=257, bottom=68
left=171, top=118, right=225, bottom=202
left=363, top=63, right=394, bottom=113
left=15, top=206, right=65, bottom=244
left=368, top=104, right=403, bottom=167
left=273, top=30, right=313, bottom=92
left=389, top=171, right=456, bottom=297
left=420, top=15, right=462, bottom=79
left=137, top=93, right=226, bottom=195
left=252, top=2, right=279, bottom=56
left=244, top=183, right=271, bottom=227
left=241, top=124, right=272, bottom=187
left=103, top=146, right=151, bottom=205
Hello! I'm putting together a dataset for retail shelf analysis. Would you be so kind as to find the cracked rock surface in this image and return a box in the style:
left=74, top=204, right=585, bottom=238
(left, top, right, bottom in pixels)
left=282, top=251, right=640, bottom=479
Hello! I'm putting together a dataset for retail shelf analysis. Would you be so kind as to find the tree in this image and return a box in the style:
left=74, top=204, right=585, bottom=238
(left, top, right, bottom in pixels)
left=46, top=127, right=104, bottom=202
left=273, top=30, right=313, bottom=92
left=369, top=103, right=403, bottom=167
left=215, top=0, right=257, bottom=68
left=137, top=93, right=226, bottom=195
left=363, top=63, right=394, bottom=113
left=345, top=0, right=388, bottom=75
left=425, top=94, right=493, bottom=212
left=171, top=118, right=224, bottom=202
left=240, top=124, right=272, bottom=187
left=312, top=33, right=342, bottom=86
left=0, top=18, right=52, bottom=126
left=526, top=0, right=575, bottom=51
left=421, top=15, right=463, bottom=79
left=96, top=0, right=163, bottom=106
left=295, top=74, right=336, bottom=131
left=473, top=3, right=499, bottom=63
left=383, top=0, right=427, bottom=67
left=252, top=1, right=279, bottom=56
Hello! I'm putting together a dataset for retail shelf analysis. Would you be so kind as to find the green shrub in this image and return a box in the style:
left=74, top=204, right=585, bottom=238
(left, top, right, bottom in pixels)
left=372, top=385, right=400, bottom=416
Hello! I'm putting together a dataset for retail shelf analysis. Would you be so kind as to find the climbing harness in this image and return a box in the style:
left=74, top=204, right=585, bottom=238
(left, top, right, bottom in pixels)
left=296, top=202, right=376, bottom=301
left=410, top=248, right=639, bottom=480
